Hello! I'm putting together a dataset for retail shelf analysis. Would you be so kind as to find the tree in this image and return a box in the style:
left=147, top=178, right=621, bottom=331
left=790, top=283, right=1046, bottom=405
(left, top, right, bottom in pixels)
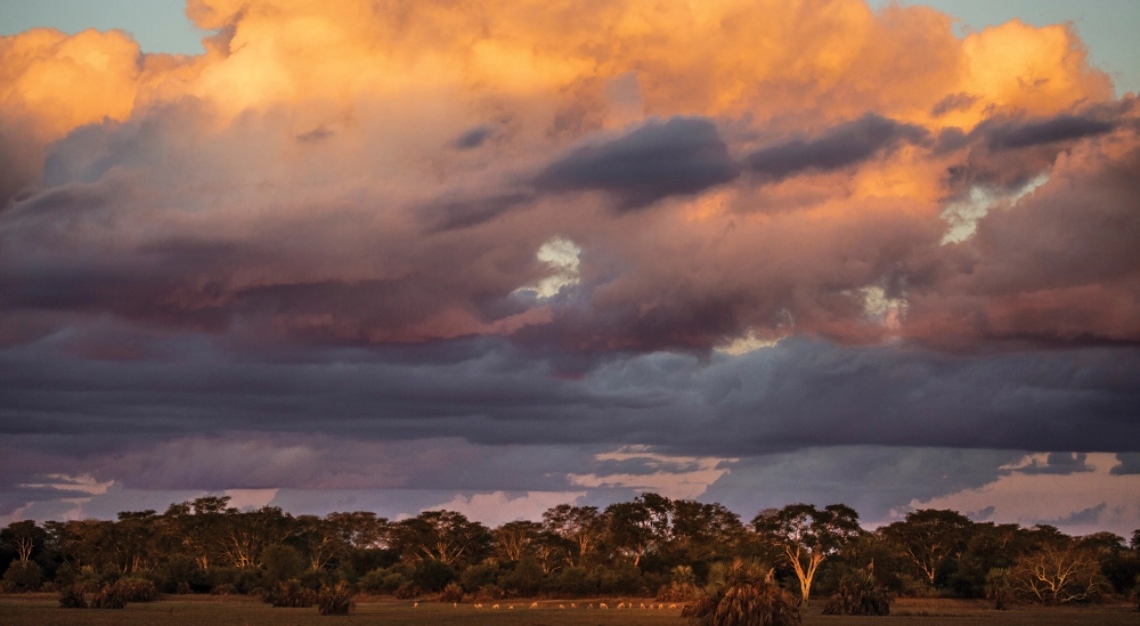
left=880, top=509, right=973, bottom=588
left=1010, top=542, right=1108, bottom=604
left=1, top=521, right=46, bottom=563
left=296, top=515, right=348, bottom=571
left=752, top=503, right=861, bottom=603
left=390, top=510, right=490, bottom=566
left=605, top=493, right=674, bottom=567
left=671, top=500, right=744, bottom=563
left=542, top=504, right=605, bottom=566
left=492, top=520, right=543, bottom=562
left=217, top=506, right=294, bottom=569
left=163, top=496, right=231, bottom=570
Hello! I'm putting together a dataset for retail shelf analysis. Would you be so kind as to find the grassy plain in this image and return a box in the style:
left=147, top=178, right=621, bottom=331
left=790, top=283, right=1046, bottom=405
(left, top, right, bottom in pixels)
left=0, top=595, right=1136, bottom=626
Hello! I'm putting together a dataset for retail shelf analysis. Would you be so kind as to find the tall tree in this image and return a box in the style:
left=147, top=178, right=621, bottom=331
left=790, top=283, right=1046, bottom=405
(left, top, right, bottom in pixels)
left=390, top=510, right=490, bottom=566
left=671, top=500, right=744, bottom=563
left=1, top=521, right=45, bottom=563
left=542, top=504, right=605, bottom=566
left=881, top=509, right=974, bottom=587
left=493, top=520, right=543, bottom=562
left=753, top=503, right=861, bottom=603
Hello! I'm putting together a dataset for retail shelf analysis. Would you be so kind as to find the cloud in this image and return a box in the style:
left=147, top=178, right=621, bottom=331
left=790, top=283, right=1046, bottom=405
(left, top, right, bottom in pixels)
left=1110, top=453, right=1140, bottom=475
left=1002, top=452, right=1095, bottom=475
left=908, top=453, right=1140, bottom=536
left=983, top=114, right=1117, bottom=150
left=533, top=117, right=738, bottom=210
left=744, top=114, right=926, bottom=181
left=0, top=0, right=1136, bottom=529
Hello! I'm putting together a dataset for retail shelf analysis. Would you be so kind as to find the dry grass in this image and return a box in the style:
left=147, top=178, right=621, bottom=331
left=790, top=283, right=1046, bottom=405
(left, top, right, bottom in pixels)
left=0, top=594, right=1136, bottom=626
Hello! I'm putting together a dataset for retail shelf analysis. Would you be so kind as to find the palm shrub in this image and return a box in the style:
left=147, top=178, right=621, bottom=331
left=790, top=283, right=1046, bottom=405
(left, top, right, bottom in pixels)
left=263, top=579, right=316, bottom=608
left=58, top=586, right=87, bottom=609
left=682, top=559, right=800, bottom=626
left=90, top=583, right=129, bottom=609
left=822, top=564, right=891, bottom=616
left=659, top=565, right=701, bottom=602
left=317, top=581, right=356, bottom=616
left=439, top=582, right=464, bottom=603
left=114, top=577, right=158, bottom=602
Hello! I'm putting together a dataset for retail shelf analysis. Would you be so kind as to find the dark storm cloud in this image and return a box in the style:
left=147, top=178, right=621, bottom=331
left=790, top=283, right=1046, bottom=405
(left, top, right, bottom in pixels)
left=1039, top=502, right=1108, bottom=527
left=419, top=191, right=535, bottom=232
left=982, top=114, right=1117, bottom=151
left=1010, top=452, right=1095, bottom=475
left=1110, top=453, right=1140, bottom=475
left=744, top=114, right=926, bottom=181
left=533, top=116, right=739, bottom=211
left=931, top=92, right=979, bottom=117
left=453, top=125, right=495, bottom=150
left=2, top=335, right=1137, bottom=458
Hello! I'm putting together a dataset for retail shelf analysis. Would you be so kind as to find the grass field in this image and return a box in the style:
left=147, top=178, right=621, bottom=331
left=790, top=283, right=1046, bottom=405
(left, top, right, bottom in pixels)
left=1, top=595, right=1136, bottom=626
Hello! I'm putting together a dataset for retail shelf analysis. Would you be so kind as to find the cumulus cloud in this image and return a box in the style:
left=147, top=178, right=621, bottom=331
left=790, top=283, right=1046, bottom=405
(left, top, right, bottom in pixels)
left=0, top=0, right=1137, bottom=527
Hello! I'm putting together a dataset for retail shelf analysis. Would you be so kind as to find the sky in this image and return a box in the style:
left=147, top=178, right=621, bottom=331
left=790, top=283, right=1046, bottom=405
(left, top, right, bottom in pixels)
left=0, top=0, right=1138, bottom=537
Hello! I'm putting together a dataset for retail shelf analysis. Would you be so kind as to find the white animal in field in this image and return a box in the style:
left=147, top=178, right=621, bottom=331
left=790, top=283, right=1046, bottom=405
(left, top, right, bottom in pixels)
left=640, top=602, right=647, bottom=609
left=413, top=602, right=418, bottom=608
left=530, top=602, right=538, bottom=609
left=452, top=602, right=457, bottom=608
left=570, top=603, right=577, bottom=608
left=492, top=604, right=500, bottom=609
left=559, top=604, right=566, bottom=609
left=474, top=603, right=483, bottom=609
left=669, top=603, right=677, bottom=609
left=600, top=602, right=608, bottom=609
left=508, top=604, right=514, bottom=609
left=617, top=602, right=625, bottom=609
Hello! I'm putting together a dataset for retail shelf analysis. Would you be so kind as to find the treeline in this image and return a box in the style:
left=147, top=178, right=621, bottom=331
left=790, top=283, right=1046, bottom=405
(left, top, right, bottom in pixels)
left=2, top=493, right=1138, bottom=606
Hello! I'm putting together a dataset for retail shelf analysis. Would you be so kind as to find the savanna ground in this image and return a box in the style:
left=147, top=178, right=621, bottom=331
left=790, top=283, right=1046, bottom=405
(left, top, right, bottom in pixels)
left=0, top=595, right=1136, bottom=626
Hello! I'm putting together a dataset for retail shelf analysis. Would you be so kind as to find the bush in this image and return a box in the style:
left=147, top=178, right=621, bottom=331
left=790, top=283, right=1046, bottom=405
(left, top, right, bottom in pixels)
left=263, top=545, right=306, bottom=583
left=318, top=582, right=356, bottom=616
left=208, top=566, right=264, bottom=595
left=552, top=566, right=597, bottom=597
left=412, top=559, right=455, bottom=593
left=262, top=579, right=316, bottom=608
left=211, top=583, right=239, bottom=595
left=1, top=560, right=43, bottom=592
left=440, top=582, right=464, bottom=603
left=682, top=560, right=800, bottom=626
left=822, top=565, right=891, bottom=616
left=985, top=568, right=1013, bottom=610
left=114, top=577, right=158, bottom=602
left=459, top=562, right=500, bottom=593
left=58, top=586, right=87, bottom=609
left=473, top=584, right=505, bottom=601
left=155, top=555, right=209, bottom=593
left=394, top=581, right=420, bottom=599
left=90, top=583, right=129, bottom=609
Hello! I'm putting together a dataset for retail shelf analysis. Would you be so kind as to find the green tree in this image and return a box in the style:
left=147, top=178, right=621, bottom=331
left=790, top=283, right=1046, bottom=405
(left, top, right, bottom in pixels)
left=752, top=503, right=861, bottom=603
left=542, top=504, right=605, bottom=566
left=390, top=511, right=490, bottom=566
left=1, top=521, right=46, bottom=563
left=605, top=494, right=674, bottom=567
left=880, top=509, right=973, bottom=588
